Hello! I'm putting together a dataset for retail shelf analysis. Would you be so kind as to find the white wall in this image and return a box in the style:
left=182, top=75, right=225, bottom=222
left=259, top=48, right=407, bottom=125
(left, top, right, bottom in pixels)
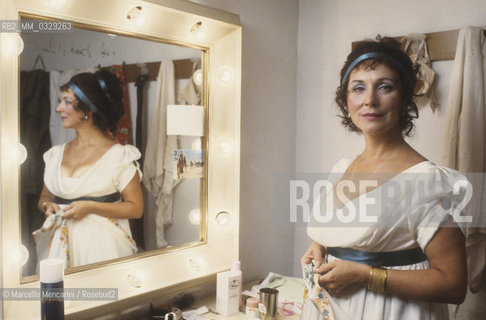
left=189, top=0, right=299, bottom=282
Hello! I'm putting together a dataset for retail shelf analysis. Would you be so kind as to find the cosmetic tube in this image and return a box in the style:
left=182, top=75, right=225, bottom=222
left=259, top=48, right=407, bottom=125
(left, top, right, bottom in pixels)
left=40, top=258, right=64, bottom=320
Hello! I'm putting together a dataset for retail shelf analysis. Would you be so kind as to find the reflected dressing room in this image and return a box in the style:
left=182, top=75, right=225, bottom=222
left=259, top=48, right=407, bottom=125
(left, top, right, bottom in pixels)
left=19, top=18, right=206, bottom=278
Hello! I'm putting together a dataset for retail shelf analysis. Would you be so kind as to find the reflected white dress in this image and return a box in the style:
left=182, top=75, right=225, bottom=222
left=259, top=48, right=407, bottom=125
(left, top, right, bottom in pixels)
left=305, top=158, right=468, bottom=320
left=34, top=143, right=141, bottom=268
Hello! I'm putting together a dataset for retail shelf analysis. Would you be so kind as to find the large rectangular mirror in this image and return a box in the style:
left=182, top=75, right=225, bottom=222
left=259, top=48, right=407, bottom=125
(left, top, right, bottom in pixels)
left=19, top=15, right=206, bottom=280
left=0, top=0, right=241, bottom=318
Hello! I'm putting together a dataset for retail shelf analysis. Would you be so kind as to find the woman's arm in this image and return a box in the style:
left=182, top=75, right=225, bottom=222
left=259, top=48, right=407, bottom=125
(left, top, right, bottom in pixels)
left=316, top=222, right=467, bottom=304
left=385, top=225, right=467, bottom=304
left=38, top=184, right=60, bottom=217
left=62, top=173, right=143, bottom=220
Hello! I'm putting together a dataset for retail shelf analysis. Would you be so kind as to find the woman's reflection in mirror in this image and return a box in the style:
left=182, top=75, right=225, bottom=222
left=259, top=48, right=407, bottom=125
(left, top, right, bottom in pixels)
left=35, top=70, right=143, bottom=269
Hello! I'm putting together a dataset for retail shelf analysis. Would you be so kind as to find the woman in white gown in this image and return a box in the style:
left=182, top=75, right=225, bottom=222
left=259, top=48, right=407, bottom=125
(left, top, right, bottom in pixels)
left=36, top=70, right=143, bottom=268
left=301, top=38, right=468, bottom=320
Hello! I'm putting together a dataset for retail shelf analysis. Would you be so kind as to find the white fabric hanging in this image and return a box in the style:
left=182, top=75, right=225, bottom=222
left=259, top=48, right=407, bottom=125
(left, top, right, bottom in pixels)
left=401, top=33, right=437, bottom=112
left=142, top=60, right=178, bottom=248
left=439, top=26, right=486, bottom=293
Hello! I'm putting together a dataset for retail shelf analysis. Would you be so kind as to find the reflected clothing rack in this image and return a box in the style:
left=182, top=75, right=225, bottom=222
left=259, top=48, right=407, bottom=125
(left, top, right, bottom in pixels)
left=124, top=59, right=195, bottom=82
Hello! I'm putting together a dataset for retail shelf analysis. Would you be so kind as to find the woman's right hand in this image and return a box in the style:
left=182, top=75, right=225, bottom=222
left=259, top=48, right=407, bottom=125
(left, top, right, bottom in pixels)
left=43, top=201, right=60, bottom=217
left=301, top=241, right=326, bottom=268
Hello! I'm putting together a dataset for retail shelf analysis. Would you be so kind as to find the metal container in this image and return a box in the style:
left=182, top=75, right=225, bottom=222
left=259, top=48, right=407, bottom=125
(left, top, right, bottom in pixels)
left=259, top=288, right=278, bottom=320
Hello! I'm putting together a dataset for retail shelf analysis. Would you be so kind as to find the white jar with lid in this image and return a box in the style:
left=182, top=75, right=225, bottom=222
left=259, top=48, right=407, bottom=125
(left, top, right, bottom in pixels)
left=245, top=297, right=260, bottom=319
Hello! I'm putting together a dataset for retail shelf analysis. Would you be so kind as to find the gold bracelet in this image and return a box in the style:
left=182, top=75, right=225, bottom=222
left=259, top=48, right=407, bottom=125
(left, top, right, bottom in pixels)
left=368, top=266, right=387, bottom=293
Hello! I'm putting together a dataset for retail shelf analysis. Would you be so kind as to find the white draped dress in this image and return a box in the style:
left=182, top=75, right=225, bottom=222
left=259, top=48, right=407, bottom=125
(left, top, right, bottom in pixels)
left=305, top=158, right=469, bottom=320
left=34, top=143, right=141, bottom=268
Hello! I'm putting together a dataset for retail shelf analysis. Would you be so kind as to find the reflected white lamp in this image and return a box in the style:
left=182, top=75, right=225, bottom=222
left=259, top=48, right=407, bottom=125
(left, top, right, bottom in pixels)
left=14, top=245, right=29, bottom=267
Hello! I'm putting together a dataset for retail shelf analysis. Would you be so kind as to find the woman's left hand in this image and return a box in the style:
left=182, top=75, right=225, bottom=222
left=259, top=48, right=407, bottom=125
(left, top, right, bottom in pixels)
left=315, top=260, right=370, bottom=297
left=62, top=201, right=92, bottom=220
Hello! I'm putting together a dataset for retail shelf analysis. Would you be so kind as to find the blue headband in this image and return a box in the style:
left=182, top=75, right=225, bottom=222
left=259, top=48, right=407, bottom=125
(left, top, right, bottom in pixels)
left=96, top=75, right=112, bottom=102
left=67, top=82, right=107, bottom=119
left=341, top=52, right=413, bottom=86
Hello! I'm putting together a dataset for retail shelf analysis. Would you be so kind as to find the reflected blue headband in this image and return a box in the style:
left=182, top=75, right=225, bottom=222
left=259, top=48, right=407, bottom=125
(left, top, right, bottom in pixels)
left=341, top=52, right=413, bottom=86
left=67, top=82, right=107, bottom=119
left=96, top=75, right=112, bottom=102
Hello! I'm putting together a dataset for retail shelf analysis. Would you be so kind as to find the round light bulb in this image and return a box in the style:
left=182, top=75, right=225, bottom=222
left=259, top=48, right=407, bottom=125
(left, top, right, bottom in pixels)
left=217, top=137, right=234, bottom=156
left=190, top=21, right=205, bottom=39
left=49, top=0, right=68, bottom=9
left=189, top=209, right=201, bottom=225
left=127, top=271, right=144, bottom=288
left=215, top=211, right=231, bottom=226
left=191, top=138, right=202, bottom=150
left=217, top=66, right=234, bottom=85
left=188, top=257, right=205, bottom=272
left=127, top=6, right=150, bottom=28
left=193, top=69, right=203, bottom=86
left=1, top=33, right=24, bottom=56
left=3, top=142, right=28, bottom=165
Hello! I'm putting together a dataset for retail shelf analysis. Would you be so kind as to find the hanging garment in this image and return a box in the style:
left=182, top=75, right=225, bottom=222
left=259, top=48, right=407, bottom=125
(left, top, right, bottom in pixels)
left=439, top=26, right=486, bottom=293
left=20, top=69, right=52, bottom=276
left=108, top=65, right=132, bottom=145
left=128, top=73, right=149, bottom=250
left=177, top=60, right=201, bottom=105
left=401, top=33, right=437, bottom=112
left=177, top=77, right=201, bottom=105
left=143, top=61, right=177, bottom=248
left=135, top=74, right=149, bottom=163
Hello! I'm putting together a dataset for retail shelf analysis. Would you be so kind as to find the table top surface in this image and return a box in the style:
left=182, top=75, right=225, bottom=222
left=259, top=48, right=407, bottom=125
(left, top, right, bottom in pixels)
left=195, top=276, right=303, bottom=320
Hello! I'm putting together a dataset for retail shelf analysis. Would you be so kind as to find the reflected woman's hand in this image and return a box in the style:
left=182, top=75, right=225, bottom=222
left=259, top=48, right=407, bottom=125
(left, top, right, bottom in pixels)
left=44, top=201, right=60, bottom=218
left=62, top=201, right=91, bottom=220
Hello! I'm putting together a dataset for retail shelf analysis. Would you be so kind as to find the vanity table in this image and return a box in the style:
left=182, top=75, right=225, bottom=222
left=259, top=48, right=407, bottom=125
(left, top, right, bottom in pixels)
left=191, top=276, right=303, bottom=320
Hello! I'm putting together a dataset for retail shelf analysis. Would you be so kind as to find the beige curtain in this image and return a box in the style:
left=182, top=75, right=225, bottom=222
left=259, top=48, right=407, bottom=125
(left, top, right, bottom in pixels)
left=142, top=60, right=177, bottom=248
left=440, top=26, right=486, bottom=294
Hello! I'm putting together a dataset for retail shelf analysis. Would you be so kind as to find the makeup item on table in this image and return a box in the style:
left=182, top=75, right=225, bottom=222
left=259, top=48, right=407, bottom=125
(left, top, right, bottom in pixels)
left=245, top=297, right=260, bottom=319
left=216, top=261, right=242, bottom=316
left=259, top=288, right=278, bottom=320
left=40, top=258, right=64, bottom=320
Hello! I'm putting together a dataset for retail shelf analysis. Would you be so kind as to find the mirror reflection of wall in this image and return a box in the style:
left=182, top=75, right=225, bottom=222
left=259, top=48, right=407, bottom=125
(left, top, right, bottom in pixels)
left=19, top=24, right=204, bottom=277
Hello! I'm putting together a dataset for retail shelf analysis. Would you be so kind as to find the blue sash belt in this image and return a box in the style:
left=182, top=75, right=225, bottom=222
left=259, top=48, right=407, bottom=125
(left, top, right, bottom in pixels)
left=326, top=246, right=427, bottom=267
left=55, top=192, right=121, bottom=205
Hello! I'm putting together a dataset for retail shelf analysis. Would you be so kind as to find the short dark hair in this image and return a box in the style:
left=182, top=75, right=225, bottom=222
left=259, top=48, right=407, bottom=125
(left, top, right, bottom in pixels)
left=335, top=37, right=418, bottom=136
left=60, top=69, right=123, bottom=133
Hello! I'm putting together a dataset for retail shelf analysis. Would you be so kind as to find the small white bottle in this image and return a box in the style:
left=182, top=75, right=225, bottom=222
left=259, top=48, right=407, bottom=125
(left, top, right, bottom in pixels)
left=216, top=261, right=242, bottom=316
